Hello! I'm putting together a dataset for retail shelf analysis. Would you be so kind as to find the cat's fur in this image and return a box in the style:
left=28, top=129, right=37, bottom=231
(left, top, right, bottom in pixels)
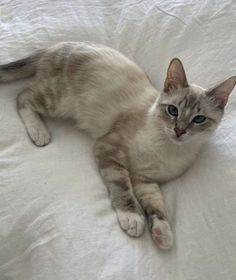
left=1, top=42, right=235, bottom=249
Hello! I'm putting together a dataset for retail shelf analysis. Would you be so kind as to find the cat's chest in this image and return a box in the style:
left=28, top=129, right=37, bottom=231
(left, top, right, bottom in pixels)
left=129, top=137, right=197, bottom=183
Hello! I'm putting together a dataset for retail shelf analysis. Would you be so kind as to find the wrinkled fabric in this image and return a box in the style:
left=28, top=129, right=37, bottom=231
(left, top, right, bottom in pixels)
left=0, top=1, right=236, bottom=280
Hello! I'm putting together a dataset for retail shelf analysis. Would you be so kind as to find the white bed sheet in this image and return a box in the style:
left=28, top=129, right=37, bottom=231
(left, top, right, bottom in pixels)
left=0, top=1, right=236, bottom=280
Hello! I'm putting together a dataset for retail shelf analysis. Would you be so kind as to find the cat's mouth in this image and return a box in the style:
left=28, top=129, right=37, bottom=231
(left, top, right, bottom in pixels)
left=167, top=131, right=190, bottom=144
left=164, top=127, right=188, bottom=144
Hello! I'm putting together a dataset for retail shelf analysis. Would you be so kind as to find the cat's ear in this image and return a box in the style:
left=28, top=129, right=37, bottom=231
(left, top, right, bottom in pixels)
left=164, top=58, right=188, bottom=93
left=206, top=76, right=236, bottom=109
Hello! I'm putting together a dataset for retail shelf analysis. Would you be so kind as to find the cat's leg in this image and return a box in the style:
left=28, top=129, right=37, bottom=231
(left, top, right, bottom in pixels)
left=94, top=137, right=145, bottom=237
left=17, top=88, right=51, bottom=146
left=133, top=180, right=173, bottom=249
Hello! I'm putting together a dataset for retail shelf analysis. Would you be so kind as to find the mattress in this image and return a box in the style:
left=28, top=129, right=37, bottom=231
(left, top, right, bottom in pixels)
left=0, top=1, right=236, bottom=279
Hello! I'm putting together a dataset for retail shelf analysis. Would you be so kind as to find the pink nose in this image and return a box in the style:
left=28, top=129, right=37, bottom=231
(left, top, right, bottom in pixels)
left=174, top=127, right=186, bottom=138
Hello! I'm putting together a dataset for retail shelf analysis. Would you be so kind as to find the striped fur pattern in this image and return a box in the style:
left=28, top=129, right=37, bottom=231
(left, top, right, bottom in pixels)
left=1, top=42, right=235, bottom=249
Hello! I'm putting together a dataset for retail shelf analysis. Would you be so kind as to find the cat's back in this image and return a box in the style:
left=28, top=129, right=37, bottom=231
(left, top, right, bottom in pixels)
left=43, top=41, right=153, bottom=97
left=35, top=42, right=157, bottom=138
left=37, top=41, right=146, bottom=86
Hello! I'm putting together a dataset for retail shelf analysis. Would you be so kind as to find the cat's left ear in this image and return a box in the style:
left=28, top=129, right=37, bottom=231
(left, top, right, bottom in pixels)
left=164, top=58, right=188, bottom=93
left=206, top=76, right=236, bottom=109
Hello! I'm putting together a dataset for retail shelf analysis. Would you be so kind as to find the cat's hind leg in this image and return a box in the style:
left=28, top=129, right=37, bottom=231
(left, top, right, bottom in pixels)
left=17, top=88, right=51, bottom=146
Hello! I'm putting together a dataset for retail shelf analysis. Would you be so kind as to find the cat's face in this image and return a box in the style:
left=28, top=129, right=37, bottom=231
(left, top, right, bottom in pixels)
left=155, top=58, right=236, bottom=144
left=157, top=85, right=223, bottom=144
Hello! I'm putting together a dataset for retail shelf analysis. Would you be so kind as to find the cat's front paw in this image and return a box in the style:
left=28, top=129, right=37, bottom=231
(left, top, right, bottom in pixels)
left=29, top=126, right=51, bottom=147
left=116, top=210, right=145, bottom=237
left=151, top=217, right=173, bottom=250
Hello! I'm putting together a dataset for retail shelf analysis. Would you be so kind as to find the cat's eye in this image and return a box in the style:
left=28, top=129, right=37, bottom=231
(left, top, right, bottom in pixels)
left=167, top=105, right=178, bottom=117
left=192, top=115, right=206, bottom=124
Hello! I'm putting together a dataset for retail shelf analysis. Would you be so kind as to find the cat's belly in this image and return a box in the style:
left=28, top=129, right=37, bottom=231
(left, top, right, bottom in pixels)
left=133, top=161, right=187, bottom=183
left=130, top=149, right=196, bottom=184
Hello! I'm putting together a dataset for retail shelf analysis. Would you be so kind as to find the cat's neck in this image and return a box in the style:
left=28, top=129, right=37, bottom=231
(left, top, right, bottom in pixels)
left=129, top=105, right=203, bottom=183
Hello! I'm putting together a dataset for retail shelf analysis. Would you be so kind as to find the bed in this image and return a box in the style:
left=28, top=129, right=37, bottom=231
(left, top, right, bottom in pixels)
left=0, top=1, right=236, bottom=279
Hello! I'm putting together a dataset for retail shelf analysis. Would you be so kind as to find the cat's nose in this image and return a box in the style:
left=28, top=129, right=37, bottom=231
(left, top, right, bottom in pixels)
left=174, top=127, right=186, bottom=138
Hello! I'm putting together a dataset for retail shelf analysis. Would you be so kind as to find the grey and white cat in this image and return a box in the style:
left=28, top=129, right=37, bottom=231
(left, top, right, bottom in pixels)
left=1, top=42, right=235, bottom=249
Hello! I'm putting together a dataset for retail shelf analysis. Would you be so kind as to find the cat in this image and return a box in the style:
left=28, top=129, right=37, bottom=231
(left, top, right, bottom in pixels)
left=0, top=41, right=235, bottom=249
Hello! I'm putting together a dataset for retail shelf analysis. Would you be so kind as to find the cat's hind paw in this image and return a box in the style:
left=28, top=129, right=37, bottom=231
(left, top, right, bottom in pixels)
left=116, top=210, right=145, bottom=237
left=151, top=218, right=173, bottom=250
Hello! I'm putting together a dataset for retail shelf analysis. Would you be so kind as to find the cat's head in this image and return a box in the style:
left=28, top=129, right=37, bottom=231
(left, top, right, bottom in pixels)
left=156, top=58, right=236, bottom=144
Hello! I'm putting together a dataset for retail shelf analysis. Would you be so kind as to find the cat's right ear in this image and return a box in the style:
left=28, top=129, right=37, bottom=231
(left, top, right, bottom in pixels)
left=164, top=58, right=188, bottom=93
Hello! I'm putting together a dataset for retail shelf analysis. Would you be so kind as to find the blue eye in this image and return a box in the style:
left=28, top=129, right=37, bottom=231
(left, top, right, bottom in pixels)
left=167, top=105, right=178, bottom=117
left=192, top=115, right=206, bottom=124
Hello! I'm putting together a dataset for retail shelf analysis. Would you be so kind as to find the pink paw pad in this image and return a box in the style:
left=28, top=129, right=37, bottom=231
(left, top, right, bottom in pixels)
left=154, top=227, right=162, bottom=236
left=151, top=220, right=173, bottom=250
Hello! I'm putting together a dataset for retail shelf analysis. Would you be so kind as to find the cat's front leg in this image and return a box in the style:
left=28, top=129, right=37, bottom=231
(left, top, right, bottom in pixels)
left=133, top=179, right=173, bottom=249
left=94, top=138, right=145, bottom=237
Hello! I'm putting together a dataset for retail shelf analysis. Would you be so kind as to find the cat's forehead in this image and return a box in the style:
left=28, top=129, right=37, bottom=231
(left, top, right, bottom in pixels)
left=161, top=84, right=207, bottom=109
left=178, top=85, right=206, bottom=109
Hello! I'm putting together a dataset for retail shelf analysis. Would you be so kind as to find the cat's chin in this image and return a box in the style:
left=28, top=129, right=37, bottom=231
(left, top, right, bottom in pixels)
left=168, top=135, right=189, bottom=145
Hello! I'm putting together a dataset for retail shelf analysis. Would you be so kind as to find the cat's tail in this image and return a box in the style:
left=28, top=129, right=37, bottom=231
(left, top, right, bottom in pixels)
left=0, top=51, right=44, bottom=83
